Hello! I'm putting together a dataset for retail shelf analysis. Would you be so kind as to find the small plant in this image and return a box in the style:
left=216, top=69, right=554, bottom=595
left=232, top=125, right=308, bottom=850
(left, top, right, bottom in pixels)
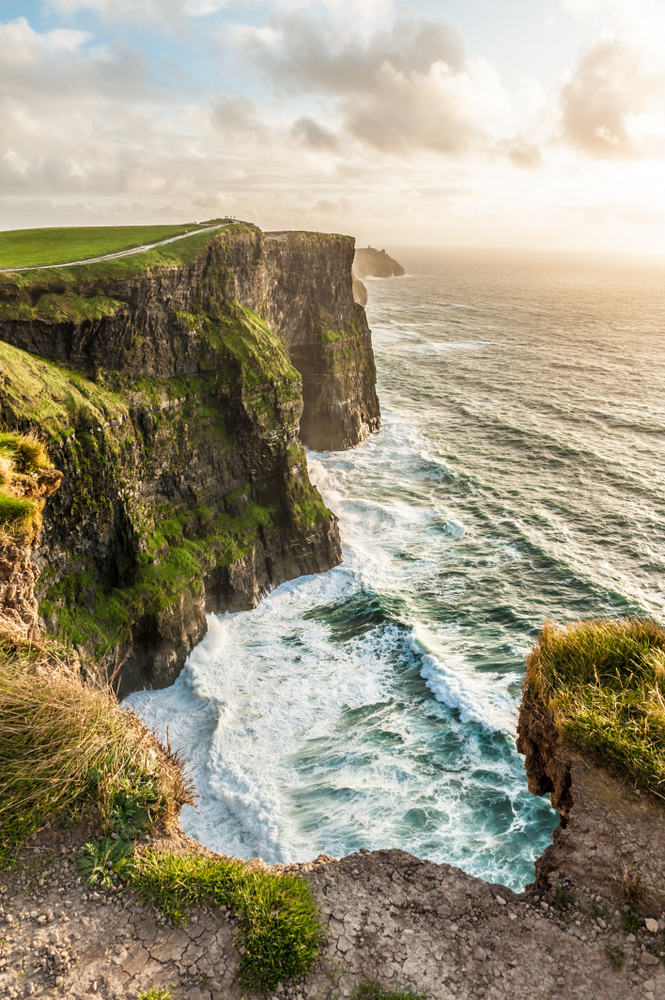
left=77, top=837, right=134, bottom=890
left=592, top=903, right=605, bottom=919
left=551, top=882, right=576, bottom=912
left=352, top=982, right=428, bottom=1000
left=604, top=942, right=625, bottom=970
left=137, top=988, right=173, bottom=1000
left=619, top=866, right=645, bottom=908
left=621, top=908, right=641, bottom=933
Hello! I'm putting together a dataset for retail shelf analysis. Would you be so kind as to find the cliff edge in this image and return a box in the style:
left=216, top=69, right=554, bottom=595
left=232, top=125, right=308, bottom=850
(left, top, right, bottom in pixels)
left=517, top=618, right=665, bottom=916
left=0, top=222, right=380, bottom=695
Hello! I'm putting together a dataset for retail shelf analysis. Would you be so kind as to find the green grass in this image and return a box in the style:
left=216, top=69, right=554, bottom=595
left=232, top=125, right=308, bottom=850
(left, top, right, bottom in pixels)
left=0, top=634, right=189, bottom=868
left=0, top=222, right=247, bottom=287
left=0, top=340, right=127, bottom=437
left=352, top=982, right=428, bottom=1000
left=0, top=223, right=212, bottom=269
left=0, top=429, right=55, bottom=541
left=114, top=850, right=322, bottom=995
left=137, top=990, right=172, bottom=1000
left=604, top=942, right=625, bottom=970
left=524, top=617, right=665, bottom=797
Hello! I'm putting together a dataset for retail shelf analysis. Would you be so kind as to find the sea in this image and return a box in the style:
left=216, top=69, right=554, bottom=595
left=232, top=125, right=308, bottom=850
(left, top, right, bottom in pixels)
left=126, top=247, right=665, bottom=892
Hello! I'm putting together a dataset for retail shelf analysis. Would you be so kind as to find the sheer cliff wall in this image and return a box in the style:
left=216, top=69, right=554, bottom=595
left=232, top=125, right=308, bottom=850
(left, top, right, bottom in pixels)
left=0, top=224, right=380, bottom=695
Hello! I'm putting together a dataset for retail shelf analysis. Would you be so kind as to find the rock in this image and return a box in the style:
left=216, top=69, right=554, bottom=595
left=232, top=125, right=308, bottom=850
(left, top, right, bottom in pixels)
left=645, top=918, right=659, bottom=933
left=643, top=980, right=656, bottom=991
left=640, top=951, right=659, bottom=966
left=495, top=896, right=506, bottom=906
left=472, top=946, right=488, bottom=962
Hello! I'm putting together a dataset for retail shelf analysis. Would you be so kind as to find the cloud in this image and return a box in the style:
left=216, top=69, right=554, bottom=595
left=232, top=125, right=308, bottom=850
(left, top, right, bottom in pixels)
left=560, top=31, right=665, bottom=158
left=210, top=94, right=266, bottom=138
left=291, top=116, right=339, bottom=150
left=233, top=12, right=516, bottom=156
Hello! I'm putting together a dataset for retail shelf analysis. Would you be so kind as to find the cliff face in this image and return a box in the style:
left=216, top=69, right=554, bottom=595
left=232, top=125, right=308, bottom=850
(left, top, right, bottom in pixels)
left=0, top=224, right=379, bottom=695
left=518, top=693, right=665, bottom=915
left=263, top=232, right=380, bottom=451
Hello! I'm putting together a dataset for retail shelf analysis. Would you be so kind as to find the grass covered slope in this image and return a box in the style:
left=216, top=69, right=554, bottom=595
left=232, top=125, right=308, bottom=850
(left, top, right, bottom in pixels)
left=0, top=627, right=323, bottom=994
left=0, top=633, right=189, bottom=865
left=524, top=617, right=665, bottom=797
left=0, top=222, right=216, bottom=269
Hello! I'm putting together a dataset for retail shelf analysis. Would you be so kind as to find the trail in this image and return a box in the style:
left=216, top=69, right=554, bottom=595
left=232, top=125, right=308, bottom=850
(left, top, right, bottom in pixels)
left=0, top=221, right=237, bottom=273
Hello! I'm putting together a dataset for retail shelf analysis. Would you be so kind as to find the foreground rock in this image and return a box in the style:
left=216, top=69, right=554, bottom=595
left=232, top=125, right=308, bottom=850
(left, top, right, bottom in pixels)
left=2, top=823, right=664, bottom=1000
left=518, top=693, right=665, bottom=916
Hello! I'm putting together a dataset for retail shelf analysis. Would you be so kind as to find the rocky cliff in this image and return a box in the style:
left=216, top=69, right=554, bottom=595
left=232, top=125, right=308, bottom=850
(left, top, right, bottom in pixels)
left=0, top=223, right=380, bottom=695
left=518, top=692, right=665, bottom=917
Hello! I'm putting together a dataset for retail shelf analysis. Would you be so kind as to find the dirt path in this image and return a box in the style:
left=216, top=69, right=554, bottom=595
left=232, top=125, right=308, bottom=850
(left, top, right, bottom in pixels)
left=1, top=825, right=663, bottom=1000
left=0, top=223, right=236, bottom=274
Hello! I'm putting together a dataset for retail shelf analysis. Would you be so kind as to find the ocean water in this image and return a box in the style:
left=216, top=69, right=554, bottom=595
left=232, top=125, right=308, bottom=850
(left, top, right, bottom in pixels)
left=126, top=247, right=665, bottom=891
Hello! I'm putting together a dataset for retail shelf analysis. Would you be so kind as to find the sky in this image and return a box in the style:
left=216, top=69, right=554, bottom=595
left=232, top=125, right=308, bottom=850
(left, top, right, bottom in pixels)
left=2, top=0, right=665, bottom=251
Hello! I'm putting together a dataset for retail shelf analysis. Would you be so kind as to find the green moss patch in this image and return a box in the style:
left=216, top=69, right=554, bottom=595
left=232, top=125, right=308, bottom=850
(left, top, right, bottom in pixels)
left=0, top=292, right=122, bottom=324
left=525, top=617, right=665, bottom=797
left=0, top=340, right=127, bottom=437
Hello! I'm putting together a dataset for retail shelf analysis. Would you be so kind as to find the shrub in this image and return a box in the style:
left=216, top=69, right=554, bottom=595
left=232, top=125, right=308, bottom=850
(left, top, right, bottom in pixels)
left=0, top=634, right=190, bottom=867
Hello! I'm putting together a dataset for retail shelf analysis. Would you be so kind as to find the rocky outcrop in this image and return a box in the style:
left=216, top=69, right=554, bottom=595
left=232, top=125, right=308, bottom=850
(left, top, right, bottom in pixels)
left=518, top=692, right=665, bottom=916
left=0, top=224, right=380, bottom=695
left=0, top=466, right=62, bottom=642
left=353, top=246, right=405, bottom=279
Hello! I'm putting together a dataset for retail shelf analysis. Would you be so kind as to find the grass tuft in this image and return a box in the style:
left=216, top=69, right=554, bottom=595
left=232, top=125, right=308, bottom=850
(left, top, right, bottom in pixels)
left=524, top=617, right=665, bottom=797
left=137, top=989, right=172, bottom=1000
left=604, top=942, right=625, bottom=970
left=352, top=981, right=428, bottom=1000
left=127, top=851, right=322, bottom=994
left=0, top=633, right=189, bottom=868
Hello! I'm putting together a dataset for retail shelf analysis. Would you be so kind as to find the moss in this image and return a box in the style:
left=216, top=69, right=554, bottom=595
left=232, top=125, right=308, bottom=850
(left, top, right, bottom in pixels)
left=524, top=617, right=665, bottom=798
left=0, top=341, right=127, bottom=437
left=0, top=293, right=122, bottom=323
left=44, top=500, right=277, bottom=655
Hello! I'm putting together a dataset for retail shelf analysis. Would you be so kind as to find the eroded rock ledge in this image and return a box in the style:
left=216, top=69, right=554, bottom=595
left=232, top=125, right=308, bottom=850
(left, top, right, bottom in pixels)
left=518, top=691, right=665, bottom=917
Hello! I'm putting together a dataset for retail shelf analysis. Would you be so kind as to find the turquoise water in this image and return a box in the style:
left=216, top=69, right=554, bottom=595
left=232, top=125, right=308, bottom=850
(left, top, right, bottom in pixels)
left=127, top=247, right=665, bottom=891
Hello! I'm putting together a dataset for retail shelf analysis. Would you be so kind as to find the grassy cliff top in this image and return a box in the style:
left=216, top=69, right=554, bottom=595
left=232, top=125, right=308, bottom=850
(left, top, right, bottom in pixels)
left=0, top=222, right=221, bottom=269
left=0, top=220, right=252, bottom=288
left=525, top=617, right=665, bottom=798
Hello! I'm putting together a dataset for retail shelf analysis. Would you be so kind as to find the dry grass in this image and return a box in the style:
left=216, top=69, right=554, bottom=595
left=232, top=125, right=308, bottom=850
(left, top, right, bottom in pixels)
left=0, top=630, right=192, bottom=866
left=525, top=617, right=665, bottom=797
left=0, top=430, right=55, bottom=543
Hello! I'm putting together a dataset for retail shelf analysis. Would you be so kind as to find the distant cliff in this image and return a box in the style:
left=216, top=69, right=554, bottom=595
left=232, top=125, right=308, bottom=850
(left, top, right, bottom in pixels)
left=0, top=224, right=381, bottom=695
left=353, top=246, right=405, bottom=279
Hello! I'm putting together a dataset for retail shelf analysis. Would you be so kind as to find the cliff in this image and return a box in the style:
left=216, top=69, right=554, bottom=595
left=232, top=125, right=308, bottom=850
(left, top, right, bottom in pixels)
left=0, top=223, right=380, bottom=696
left=353, top=246, right=405, bottom=279
left=517, top=618, right=665, bottom=916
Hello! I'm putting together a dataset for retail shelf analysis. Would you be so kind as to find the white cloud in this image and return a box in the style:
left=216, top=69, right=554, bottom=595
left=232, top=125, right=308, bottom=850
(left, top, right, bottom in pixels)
left=560, top=31, right=665, bottom=158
